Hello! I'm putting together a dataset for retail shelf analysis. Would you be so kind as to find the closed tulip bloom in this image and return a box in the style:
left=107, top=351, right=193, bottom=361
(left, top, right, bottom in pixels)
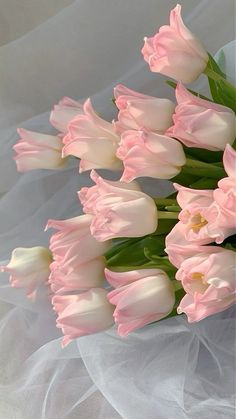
left=46, top=214, right=111, bottom=270
left=167, top=83, right=236, bottom=150
left=165, top=222, right=206, bottom=269
left=52, top=288, right=115, bottom=346
left=1, top=247, right=52, bottom=299
left=14, top=128, right=65, bottom=172
left=177, top=248, right=236, bottom=322
left=50, top=97, right=84, bottom=133
left=213, top=145, right=236, bottom=228
left=78, top=170, right=158, bottom=241
left=62, top=99, right=122, bottom=172
left=78, top=169, right=141, bottom=214
left=49, top=257, right=106, bottom=293
left=116, top=130, right=186, bottom=182
left=141, top=4, right=208, bottom=83
left=107, top=269, right=175, bottom=336
left=114, top=84, right=175, bottom=133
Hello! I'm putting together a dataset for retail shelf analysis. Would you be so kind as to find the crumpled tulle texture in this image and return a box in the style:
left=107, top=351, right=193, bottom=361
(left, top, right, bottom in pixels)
left=0, top=0, right=235, bottom=417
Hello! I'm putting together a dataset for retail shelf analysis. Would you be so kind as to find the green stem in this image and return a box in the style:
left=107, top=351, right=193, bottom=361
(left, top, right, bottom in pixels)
left=153, top=198, right=177, bottom=206
left=204, top=67, right=236, bottom=92
left=165, top=205, right=181, bottom=212
left=186, top=158, right=222, bottom=169
left=185, top=158, right=225, bottom=179
left=158, top=211, right=179, bottom=220
left=173, top=280, right=183, bottom=292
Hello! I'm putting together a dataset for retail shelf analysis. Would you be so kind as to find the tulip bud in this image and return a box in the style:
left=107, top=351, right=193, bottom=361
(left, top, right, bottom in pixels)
left=1, top=247, right=52, bottom=299
left=106, top=269, right=175, bottom=336
left=50, top=97, right=84, bottom=133
left=49, top=257, right=106, bottom=293
left=78, top=170, right=158, bottom=241
left=52, top=288, right=115, bottom=346
left=114, top=84, right=175, bottom=133
left=62, top=99, right=122, bottom=172
left=141, top=4, right=209, bottom=83
left=46, top=214, right=111, bottom=270
left=117, top=130, right=186, bottom=181
left=167, top=83, right=236, bottom=151
left=14, top=129, right=65, bottom=172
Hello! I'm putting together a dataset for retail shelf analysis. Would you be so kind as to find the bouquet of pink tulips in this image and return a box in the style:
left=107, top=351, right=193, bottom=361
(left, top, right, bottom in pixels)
left=2, top=4, right=235, bottom=347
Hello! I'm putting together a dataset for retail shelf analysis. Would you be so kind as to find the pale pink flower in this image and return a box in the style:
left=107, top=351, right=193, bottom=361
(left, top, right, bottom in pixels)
left=49, top=257, right=105, bottom=293
left=78, top=170, right=141, bottom=214
left=174, top=183, right=233, bottom=244
left=177, top=248, right=236, bottom=322
left=167, top=83, right=236, bottom=150
left=165, top=222, right=206, bottom=268
left=1, top=247, right=52, bottom=299
left=52, top=288, right=115, bottom=346
left=107, top=269, right=175, bottom=336
left=78, top=170, right=158, bottom=241
left=213, top=144, right=236, bottom=228
left=114, top=84, right=175, bottom=133
left=116, top=130, right=186, bottom=182
left=141, top=4, right=208, bottom=83
left=62, top=99, right=122, bottom=172
left=50, top=97, right=83, bottom=133
left=14, top=128, right=65, bottom=172
left=46, top=214, right=110, bottom=270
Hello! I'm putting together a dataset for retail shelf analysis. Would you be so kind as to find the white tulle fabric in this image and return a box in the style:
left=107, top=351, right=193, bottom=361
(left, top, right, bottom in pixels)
left=0, top=1, right=235, bottom=418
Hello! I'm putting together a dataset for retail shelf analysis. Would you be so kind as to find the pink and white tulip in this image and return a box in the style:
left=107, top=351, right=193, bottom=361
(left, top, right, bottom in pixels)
left=175, top=183, right=234, bottom=244
left=1, top=247, right=52, bottom=299
left=167, top=83, right=236, bottom=150
left=62, top=99, right=122, bottom=172
left=177, top=248, right=236, bottom=322
left=52, top=288, right=115, bottom=346
left=213, top=145, right=236, bottom=229
left=114, top=84, right=175, bottom=133
left=49, top=257, right=105, bottom=293
left=107, top=269, right=175, bottom=336
left=116, top=130, right=186, bottom=182
left=165, top=222, right=206, bottom=268
left=78, top=170, right=158, bottom=241
left=50, top=97, right=83, bottom=134
left=14, top=128, right=65, bottom=172
left=141, top=4, right=208, bottom=83
left=79, top=170, right=141, bottom=214
left=46, top=214, right=110, bottom=270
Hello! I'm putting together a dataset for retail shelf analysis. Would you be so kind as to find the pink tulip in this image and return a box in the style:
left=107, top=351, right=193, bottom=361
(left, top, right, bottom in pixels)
left=46, top=214, right=111, bottom=270
left=116, top=130, right=186, bottom=182
left=49, top=257, right=105, bottom=293
left=174, top=183, right=233, bottom=244
left=114, top=84, right=175, bottom=133
left=52, top=289, right=115, bottom=346
left=78, top=169, right=141, bottom=214
left=50, top=97, right=83, bottom=134
left=107, top=269, right=175, bottom=336
left=141, top=4, right=208, bottom=83
left=176, top=248, right=236, bottom=322
left=1, top=247, right=52, bottom=299
left=213, top=145, right=236, bottom=229
left=165, top=222, right=206, bottom=268
left=167, top=83, right=236, bottom=150
left=14, top=128, right=65, bottom=172
left=62, top=99, right=122, bottom=172
left=78, top=170, right=158, bottom=241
